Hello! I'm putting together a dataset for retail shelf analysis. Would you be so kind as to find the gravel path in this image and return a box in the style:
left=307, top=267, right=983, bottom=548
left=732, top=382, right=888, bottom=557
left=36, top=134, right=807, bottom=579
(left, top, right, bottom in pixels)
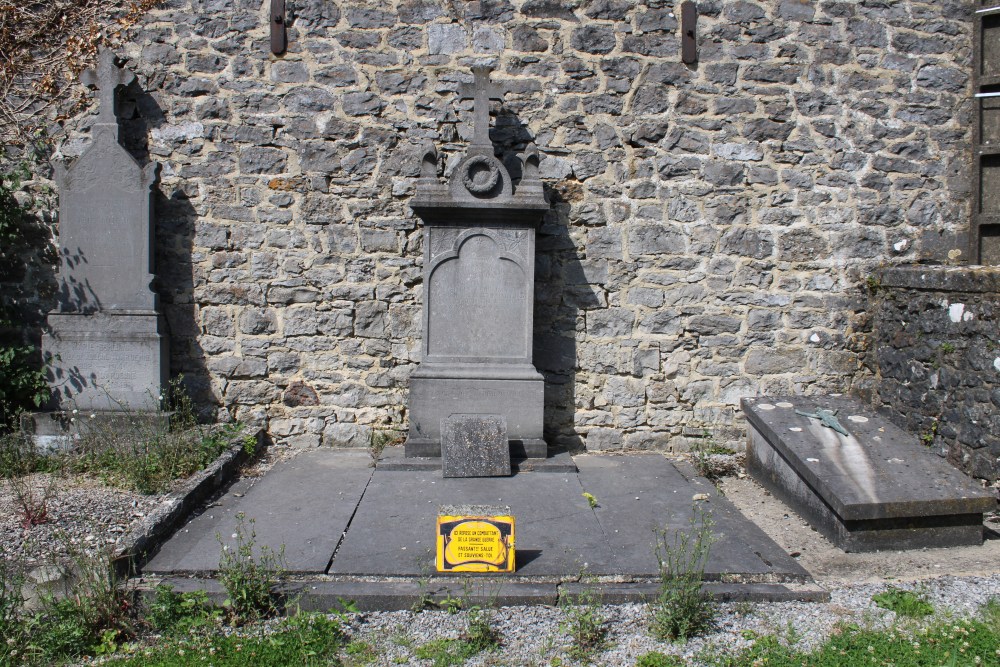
left=0, top=445, right=298, bottom=569
left=0, top=473, right=164, bottom=567
left=339, top=574, right=1000, bottom=666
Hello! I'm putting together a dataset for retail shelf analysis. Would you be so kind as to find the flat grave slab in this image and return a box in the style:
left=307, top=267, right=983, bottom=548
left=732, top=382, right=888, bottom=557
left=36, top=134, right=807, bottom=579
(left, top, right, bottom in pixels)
left=574, top=455, right=810, bottom=581
left=743, top=395, right=996, bottom=552
left=145, top=449, right=373, bottom=574
left=328, top=468, right=616, bottom=576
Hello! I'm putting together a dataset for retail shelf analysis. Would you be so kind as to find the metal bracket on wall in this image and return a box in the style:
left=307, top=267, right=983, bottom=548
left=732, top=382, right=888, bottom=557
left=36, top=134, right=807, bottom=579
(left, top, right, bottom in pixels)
left=270, top=0, right=286, bottom=55
left=681, top=1, right=697, bottom=65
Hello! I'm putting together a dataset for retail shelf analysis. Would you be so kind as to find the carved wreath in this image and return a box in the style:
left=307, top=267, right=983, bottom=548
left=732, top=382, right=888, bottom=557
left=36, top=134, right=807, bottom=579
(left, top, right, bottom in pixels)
left=462, top=155, right=500, bottom=194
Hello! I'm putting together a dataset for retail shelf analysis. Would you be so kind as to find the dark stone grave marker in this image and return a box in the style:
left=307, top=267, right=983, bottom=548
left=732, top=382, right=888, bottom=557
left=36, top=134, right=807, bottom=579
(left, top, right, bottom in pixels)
left=742, top=395, right=996, bottom=552
left=406, top=64, right=549, bottom=461
left=441, top=414, right=511, bottom=478
left=42, top=48, right=167, bottom=411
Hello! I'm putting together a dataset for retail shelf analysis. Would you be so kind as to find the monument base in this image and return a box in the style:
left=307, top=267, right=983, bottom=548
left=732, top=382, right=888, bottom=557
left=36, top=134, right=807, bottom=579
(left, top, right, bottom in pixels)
left=21, top=410, right=172, bottom=452
left=405, top=366, right=546, bottom=459
left=43, top=311, right=169, bottom=412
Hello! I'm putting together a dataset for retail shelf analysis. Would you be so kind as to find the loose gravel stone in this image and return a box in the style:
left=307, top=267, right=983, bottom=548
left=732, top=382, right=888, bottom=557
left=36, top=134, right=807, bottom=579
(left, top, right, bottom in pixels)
left=337, top=575, right=1000, bottom=666
left=0, top=473, right=163, bottom=567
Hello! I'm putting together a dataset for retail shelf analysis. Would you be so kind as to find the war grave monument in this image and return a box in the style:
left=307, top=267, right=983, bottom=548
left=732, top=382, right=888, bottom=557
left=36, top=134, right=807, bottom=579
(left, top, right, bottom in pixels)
left=21, top=48, right=168, bottom=447
left=6, top=1, right=1000, bottom=612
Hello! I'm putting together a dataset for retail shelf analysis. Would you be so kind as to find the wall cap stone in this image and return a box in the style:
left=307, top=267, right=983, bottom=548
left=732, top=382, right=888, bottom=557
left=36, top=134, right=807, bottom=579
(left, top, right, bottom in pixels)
left=876, top=266, right=1000, bottom=293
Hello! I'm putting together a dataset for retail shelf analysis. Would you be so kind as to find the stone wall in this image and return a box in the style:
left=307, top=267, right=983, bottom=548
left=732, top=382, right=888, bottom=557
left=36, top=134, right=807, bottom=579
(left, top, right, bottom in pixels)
left=867, top=267, right=1000, bottom=481
left=55, top=0, right=975, bottom=450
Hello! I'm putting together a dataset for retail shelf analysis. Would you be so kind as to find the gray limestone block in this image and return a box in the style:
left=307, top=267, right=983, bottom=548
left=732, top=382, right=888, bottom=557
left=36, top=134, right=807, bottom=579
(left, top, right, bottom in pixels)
left=283, top=87, right=336, bottom=113
left=725, top=1, right=766, bottom=22
left=586, top=227, right=622, bottom=260
left=354, top=301, right=387, bottom=338
left=585, top=427, right=623, bottom=451
left=585, top=0, right=631, bottom=20
left=427, top=24, right=467, bottom=55
left=521, top=0, right=578, bottom=21
left=239, top=147, right=287, bottom=174
left=345, top=6, right=396, bottom=28
left=586, top=308, right=635, bottom=338
left=472, top=26, right=505, bottom=54
left=237, top=308, right=277, bottom=335
left=398, top=0, right=444, bottom=24
left=512, top=26, right=547, bottom=52
left=571, top=25, right=616, bottom=55
left=441, top=414, right=511, bottom=478
left=744, top=348, right=808, bottom=375
left=342, top=92, right=385, bottom=117
left=323, top=422, right=372, bottom=448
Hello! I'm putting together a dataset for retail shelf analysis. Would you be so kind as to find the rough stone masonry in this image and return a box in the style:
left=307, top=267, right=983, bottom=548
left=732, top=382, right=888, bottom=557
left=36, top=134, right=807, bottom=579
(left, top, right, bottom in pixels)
left=55, top=1, right=975, bottom=453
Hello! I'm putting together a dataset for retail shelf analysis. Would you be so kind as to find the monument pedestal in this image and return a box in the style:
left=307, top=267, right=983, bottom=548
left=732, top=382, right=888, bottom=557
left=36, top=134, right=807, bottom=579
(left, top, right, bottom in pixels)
left=44, top=311, right=168, bottom=411
left=406, top=364, right=546, bottom=458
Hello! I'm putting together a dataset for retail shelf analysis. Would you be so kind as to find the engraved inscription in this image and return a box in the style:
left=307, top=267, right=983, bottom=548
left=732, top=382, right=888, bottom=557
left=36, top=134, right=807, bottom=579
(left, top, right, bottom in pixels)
left=427, top=234, right=527, bottom=359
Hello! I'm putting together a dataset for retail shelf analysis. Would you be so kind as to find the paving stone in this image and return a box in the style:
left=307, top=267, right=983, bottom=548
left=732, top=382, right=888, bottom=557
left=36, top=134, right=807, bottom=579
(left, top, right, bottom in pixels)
left=145, top=449, right=373, bottom=574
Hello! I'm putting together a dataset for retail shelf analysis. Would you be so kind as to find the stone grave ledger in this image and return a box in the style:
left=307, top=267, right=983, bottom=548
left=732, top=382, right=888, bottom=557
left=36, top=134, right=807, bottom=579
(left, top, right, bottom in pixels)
left=43, top=48, right=167, bottom=412
left=742, top=396, right=996, bottom=552
left=406, top=65, right=549, bottom=459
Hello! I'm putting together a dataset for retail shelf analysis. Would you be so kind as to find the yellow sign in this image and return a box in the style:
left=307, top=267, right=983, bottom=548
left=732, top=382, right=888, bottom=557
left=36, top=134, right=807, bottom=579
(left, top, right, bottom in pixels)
left=436, top=514, right=515, bottom=573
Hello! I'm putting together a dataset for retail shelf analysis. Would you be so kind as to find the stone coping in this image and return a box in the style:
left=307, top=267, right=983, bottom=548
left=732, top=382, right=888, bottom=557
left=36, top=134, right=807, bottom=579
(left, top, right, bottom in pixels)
left=110, top=429, right=263, bottom=578
left=140, top=576, right=829, bottom=611
left=876, top=265, right=1000, bottom=293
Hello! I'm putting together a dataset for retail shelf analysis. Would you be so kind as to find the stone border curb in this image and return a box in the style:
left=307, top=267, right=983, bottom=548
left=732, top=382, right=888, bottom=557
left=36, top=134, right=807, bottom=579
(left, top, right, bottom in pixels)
left=111, top=428, right=265, bottom=579
left=140, top=575, right=828, bottom=612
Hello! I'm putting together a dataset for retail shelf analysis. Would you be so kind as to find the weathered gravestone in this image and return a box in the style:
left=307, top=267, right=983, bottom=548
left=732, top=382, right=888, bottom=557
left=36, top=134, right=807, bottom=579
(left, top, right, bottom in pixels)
left=42, top=48, right=166, bottom=411
left=441, top=414, right=510, bottom=477
left=406, top=65, right=549, bottom=464
left=742, top=395, right=996, bottom=552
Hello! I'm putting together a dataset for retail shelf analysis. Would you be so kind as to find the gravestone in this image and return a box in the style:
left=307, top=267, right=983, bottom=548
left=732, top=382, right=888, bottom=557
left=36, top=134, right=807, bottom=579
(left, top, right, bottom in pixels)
left=406, top=65, right=549, bottom=461
left=441, top=414, right=511, bottom=478
left=742, top=395, right=996, bottom=552
left=42, top=48, right=166, bottom=411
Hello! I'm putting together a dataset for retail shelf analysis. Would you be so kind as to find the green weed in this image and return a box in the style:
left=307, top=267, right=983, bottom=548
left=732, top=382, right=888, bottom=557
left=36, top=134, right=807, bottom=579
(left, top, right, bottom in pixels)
left=217, top=512, right=286, bottom=624
left=582, top=492, right=599, bottom=509
left=982, top=597, right=1000, bottom=625
left=650, top=506, right=717, bottom=642
left=368, top=428, right=403, bottom=466
left=69, top=416, right=247, bottom=495
left=636, top=651, right=685, bottom=667
left=104, top=612, right=345, bottom=666
left=707, top=617, right=999, bottom=667
left=0, top=160, right=51, bottom=431
left=344, top=639, right=378, bottom=665
left=560, top=584, right=607, bottom=662
left=11, top=547, right=135, bottom=665
left=872, top=586, right=934, bottom=619
left=145, top=585, right=220, bottom=636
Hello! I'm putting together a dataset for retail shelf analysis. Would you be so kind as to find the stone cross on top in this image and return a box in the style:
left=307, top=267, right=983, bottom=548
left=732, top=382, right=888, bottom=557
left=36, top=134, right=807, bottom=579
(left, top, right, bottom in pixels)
left=80, top=48, right=136, bottom=131
left=458, top=65, right=506, bottom=147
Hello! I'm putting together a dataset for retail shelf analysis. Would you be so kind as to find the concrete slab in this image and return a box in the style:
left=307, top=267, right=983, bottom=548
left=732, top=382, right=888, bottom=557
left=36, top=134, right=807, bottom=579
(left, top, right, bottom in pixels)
left=145, top=449, right=373, bottom=574
left=328, top=469, right=617, bottom=576
left=142, top=450, right=821, bottom=605
left=575, top=455, right=810, bottom=582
